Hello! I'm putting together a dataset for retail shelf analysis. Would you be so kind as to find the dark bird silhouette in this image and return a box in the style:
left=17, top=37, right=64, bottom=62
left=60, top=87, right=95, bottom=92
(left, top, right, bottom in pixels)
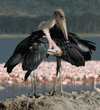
left=45, top=9, right=96, bottom=95
left=4, top=31, right=49, bottom=97
left=4, top=9, right=69, bottom=97
left=4, top=9, right=96, bottom=97
left=49, top=24, right=96, bottom=94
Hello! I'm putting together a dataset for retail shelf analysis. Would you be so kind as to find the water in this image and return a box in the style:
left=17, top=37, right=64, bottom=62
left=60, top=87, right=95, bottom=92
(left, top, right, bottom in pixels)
left=0, top=37, right=99, bottom=63
left=0, top=83, right=100, bottom=101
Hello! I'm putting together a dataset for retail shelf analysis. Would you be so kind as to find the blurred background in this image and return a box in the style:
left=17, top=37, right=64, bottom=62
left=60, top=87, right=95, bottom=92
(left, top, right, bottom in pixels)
left=0, top=0, right=100, bottom=34
left=0, top=0, right=100, bottom=101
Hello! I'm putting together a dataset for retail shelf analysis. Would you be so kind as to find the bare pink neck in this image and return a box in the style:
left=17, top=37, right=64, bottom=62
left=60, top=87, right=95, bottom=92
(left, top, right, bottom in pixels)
left=49, top=19, right=56, bottom=29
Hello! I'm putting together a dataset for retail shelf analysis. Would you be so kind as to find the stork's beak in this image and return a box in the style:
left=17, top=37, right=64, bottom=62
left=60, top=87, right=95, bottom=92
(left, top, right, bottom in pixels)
left=57, top=19, right=68, bottom=40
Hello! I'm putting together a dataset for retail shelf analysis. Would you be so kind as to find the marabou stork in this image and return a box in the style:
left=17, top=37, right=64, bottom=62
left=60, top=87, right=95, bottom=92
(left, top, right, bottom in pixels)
left=4, top=9, right=69, bottom=97
left=38, top=9, right=96, bottom=95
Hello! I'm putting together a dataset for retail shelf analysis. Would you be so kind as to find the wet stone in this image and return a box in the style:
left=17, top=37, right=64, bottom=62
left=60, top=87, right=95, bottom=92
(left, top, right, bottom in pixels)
left=29, top=101, right=37, bottom=108
left=80, top=90, right=85, bottom=94
left=91, top=91, right=97, bottom=96
left=21, top=100, right=29, bottom=107
left=43, top=92, right=49, bottom=96
left=64, top=92, right=72, bottom=98
left=84, top=91, right=90, bottom=96
left=37, top=95, right=45, bottom=100
left=77, top=94, right=85, bottom=99
left=72, top=91, right=78, bottom=95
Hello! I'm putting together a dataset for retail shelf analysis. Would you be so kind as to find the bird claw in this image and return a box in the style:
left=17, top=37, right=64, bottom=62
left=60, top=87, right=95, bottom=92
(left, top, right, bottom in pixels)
left=60, top=92, right=63, bottom=96
left=34, top=94, right=40, bottom=98
left=28, top=93, right=40, bottom=98
left=52, top=91, right=63, bottom=96
left=52, top=91, right=58, bottom=96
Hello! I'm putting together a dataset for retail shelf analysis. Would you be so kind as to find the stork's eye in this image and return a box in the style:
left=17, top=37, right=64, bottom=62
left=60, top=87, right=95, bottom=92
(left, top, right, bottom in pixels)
left=54, top=12, right=57, bottom=16
left=60, top=14, right=64, bottom=19
left=54, top=12, right=56, bottom=15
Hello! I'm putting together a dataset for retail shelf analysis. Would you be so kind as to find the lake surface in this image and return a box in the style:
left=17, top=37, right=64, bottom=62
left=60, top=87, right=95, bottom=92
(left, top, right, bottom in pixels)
left=0, top=37, right=99, bottom=63
left=0, top=83, right=99, bottom=101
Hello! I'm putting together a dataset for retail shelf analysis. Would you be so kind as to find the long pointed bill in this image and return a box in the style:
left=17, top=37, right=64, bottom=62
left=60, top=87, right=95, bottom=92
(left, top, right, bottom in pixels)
left=57, top=19, right=68, bottom=40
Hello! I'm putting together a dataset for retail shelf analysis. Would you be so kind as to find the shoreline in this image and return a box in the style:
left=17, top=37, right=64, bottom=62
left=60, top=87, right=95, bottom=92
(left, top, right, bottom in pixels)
left=0, top=33, right=99, bottom=38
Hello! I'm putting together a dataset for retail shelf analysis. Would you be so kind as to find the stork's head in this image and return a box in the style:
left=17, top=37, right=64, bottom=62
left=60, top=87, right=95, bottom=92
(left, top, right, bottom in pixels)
left=53, top=9, right=65, bottom=21
left=52, top=9, right=68, bottom=40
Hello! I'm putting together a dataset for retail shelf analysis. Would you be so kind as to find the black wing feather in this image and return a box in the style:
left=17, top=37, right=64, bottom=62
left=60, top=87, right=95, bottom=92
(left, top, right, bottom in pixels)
left=23, top=37, right=48, bottom=80
left=50, top=24, right=96, bottom=66
left=68, top=32, right=96, bottom=51
left=59, top=42, right=85, bottom=67
left=22, top=38, right=48, bottom=71
left=4, top=53, right=23, bottom=73
left=4, top=30, right=48, bottom=81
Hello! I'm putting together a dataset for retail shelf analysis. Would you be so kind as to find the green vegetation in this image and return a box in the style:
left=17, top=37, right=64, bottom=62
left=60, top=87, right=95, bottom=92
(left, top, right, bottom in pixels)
left=0, top=33, right=99, bottom=38
left=0, top=14, right=100, bottom=34
left=0, top=1, right=100, bottom=35
left=0, top=0, right=100, bottom=17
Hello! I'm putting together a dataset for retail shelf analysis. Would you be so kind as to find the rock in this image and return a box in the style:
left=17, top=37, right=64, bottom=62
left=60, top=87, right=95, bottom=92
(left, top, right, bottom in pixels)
left=91, top=91, right=97, bottom=96
left=0, top=91, right=100, bottom=110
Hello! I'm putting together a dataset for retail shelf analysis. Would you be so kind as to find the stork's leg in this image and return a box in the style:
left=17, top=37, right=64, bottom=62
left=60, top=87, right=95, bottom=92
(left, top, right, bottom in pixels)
left=59, top=65, right=63, bottom=95
left=30, top=72, right=34, bottom=94
left=29, top=71, right=40, bottom=98
left=33, top=71, right=37, bottom=96
left=28, top=71, right=34, bottom=97
left=52, top=58, right=59, bottom=95
left=52, top=57, right=63, bottom=95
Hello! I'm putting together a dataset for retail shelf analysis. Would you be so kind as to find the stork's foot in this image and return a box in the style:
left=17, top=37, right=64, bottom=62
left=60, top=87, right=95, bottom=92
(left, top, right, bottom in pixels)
left=28, top=92, right=40, bottom=98
left=52, top=91, right=58, bottom=96
left=60, top=91, right=63, bottom=96
left=52, top=91, right=63, bottom=96
left=34, top=94, right=40, bottom=98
